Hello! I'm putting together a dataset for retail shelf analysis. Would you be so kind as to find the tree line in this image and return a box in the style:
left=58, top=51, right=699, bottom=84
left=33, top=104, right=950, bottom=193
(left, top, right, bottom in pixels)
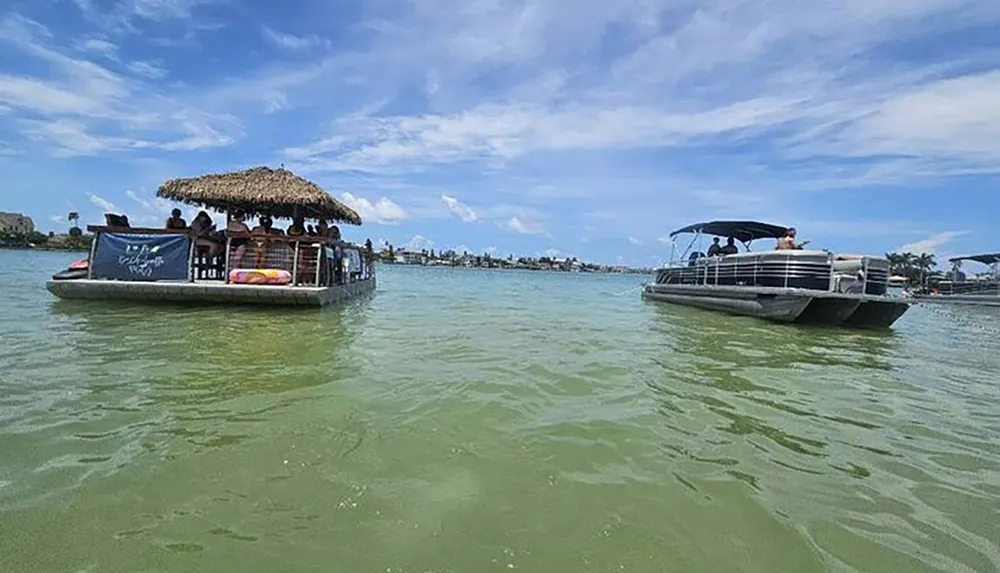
left=885, top=252, right=939, bottom=286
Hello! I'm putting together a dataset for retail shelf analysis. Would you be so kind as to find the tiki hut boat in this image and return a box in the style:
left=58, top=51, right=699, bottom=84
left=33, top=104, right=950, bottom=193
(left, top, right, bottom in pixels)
left=46, top=166, right=376, bottom=307
left=914, top=253, right=1000, bottom=306
left=642, top=221, right=911, bottom=328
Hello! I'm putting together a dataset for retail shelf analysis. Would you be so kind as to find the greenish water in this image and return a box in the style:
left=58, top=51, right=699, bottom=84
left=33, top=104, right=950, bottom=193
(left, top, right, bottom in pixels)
left=1, top=249, right=999, bottom=572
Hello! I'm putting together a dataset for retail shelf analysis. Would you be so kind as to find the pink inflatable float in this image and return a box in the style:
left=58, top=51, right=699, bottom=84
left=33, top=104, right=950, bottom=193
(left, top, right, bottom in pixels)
left=228, top=269, right=292, bottom=285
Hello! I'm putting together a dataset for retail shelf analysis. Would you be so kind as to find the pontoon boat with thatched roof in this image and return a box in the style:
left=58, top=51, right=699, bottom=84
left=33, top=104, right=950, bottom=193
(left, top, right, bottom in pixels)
left=46, top=166, right=376, bottom=307
left=642, top=221, right=911, bottom=328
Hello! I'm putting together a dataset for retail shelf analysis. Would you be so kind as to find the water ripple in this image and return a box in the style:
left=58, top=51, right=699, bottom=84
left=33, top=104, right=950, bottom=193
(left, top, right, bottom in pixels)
left=2, top=255, right=999, bottom=572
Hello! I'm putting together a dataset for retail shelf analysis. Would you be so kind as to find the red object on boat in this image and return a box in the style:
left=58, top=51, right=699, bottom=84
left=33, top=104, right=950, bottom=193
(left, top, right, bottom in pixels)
left=68, top=260, right=89, bottom=270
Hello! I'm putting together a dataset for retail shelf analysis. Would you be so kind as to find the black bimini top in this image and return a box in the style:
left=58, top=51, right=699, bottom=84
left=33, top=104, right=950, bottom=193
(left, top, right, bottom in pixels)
left=948, top=253, right=1000, bottom=265
left=669, top=220, right=790, bottom=244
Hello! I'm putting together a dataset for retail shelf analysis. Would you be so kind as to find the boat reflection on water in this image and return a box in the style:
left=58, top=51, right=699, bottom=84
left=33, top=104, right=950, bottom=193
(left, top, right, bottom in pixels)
left=639, top=300, right=901, bottom=490
left=48, top=298, right=371, bottom=405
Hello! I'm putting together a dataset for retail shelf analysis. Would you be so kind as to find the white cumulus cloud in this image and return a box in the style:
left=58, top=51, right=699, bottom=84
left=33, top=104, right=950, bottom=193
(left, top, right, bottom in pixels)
left=339, top=192, right=407, bottom=224
left=402, top=234, right=434, bottom=251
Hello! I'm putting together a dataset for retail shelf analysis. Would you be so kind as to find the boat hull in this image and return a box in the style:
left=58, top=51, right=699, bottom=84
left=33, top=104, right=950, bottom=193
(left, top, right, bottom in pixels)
left=642, top=284, right=910, bottom=328
left=46, top=277, right=375, bottom=307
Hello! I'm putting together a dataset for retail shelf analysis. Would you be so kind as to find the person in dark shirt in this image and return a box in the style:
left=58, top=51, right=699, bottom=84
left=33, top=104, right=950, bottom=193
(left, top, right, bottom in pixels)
left=720, top=237, right=738, bottom=255
left=165, top=208, right=186, bottom=230
left=707, top=237, right=722, bottom=257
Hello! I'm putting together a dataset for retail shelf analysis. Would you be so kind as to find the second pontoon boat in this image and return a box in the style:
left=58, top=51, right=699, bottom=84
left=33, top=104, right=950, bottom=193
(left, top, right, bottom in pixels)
left=642, top=221, right=911, bottom=328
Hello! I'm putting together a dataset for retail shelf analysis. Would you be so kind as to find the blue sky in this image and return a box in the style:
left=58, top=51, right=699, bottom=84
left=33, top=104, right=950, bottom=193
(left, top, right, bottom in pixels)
left=1, top=0, right=999, bottom=266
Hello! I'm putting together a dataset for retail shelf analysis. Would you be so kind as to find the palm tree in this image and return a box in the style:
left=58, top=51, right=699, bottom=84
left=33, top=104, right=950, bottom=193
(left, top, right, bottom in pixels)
left=68, top=211, right=82, bottom=238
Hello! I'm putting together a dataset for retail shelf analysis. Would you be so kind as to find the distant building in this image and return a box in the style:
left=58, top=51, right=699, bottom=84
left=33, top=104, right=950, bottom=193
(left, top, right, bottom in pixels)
left=0, top=212, right=34, bottom=234
left=395, top=250, right=427, bottom=265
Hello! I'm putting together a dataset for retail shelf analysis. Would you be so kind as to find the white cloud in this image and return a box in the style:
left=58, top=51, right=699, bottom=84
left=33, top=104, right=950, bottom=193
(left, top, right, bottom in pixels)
left=77, top=38, right=118, bottom=60
left=339, top=192, right=408, bottom=224
left=19, top=118, right=232, bottom=156
left=0, top=15, right=238, bottom=156
left=286, top=98, right=802, bottom=173
left=898, top=231, right=969, bottom=255
left=441, top=194, right=478, bottom=222
left=504, top=216, right=545, bottom=235
left=628, top=236, right=643, bottom=245
left=483, top=245, right=499, bottom=256
left=402, top=234, right=434, bottom=251
left=88, top=193, right=119, bottom=213
left=261, top=26, right=331, bottom=51
left=543, top=248, right=561, bottom=258
left=127, top=60, right=168, bottom=79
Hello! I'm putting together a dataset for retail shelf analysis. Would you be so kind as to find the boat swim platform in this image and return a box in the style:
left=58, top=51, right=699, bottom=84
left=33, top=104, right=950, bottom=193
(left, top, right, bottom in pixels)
left=642, top=284, right=910, bottom=328
left=46, top=277, right=376, bottom=307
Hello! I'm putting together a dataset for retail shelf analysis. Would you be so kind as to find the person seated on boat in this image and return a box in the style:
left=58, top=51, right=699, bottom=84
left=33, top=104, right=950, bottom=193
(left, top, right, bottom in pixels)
left=252, top=216, right=276, bottom=234
left=720, top=237, right=738, bottom=256
left=707, top=237, right=723, bottom=257
left=316, top=219, right=330, bottom=238
left=287, top=216, right=307, bottom=237
left=776, top=227, right=810, bottom=250
left=165, top=208, right=186, bottom=230
left=227, top=211, right=251, bottom=267
left=191, top=210, right=222, bottom=257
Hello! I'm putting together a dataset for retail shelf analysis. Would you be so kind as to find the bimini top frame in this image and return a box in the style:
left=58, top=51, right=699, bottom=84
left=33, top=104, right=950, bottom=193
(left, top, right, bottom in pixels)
left=665, top=220, right=790, bottom=262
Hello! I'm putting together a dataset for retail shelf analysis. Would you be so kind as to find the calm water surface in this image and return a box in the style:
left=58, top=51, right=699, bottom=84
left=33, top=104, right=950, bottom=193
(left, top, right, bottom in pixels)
left=1, top=249, right=999, bottom=572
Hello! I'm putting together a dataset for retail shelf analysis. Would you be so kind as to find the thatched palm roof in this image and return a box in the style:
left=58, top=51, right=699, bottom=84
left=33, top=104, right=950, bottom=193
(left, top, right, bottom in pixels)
left=155, top=166, right=362, bottom=225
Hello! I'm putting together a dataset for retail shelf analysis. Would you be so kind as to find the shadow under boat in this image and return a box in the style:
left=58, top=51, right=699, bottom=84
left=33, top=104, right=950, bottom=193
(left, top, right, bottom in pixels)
left=642, top=221, right=911, bottom=329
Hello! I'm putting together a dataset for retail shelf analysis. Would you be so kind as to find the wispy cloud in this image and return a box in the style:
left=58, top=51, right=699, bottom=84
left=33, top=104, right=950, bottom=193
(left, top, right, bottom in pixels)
left=898, top=231, right=970, bottom=255
left=261, top=26, right=330, bottom=51
left=628, top=236, right=643, bottom=245
left=339, top=192, right=408, bottom=224
left=441, top=194, right=478, bottom=222
left=126, top=59, right=168, bottom=79
left=504, top=216, right=545, bottom=235
left=88, top=192, right=119, bottom=213
left=0, top=14, right=237, bottom=156
left=76, top=37, right=118, bottom=59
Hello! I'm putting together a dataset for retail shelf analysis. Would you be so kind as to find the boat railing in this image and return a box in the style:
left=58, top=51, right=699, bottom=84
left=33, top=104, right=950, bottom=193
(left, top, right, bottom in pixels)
left=84, top=225, right=374, bottom=287
left=655, top=251, right=890, bottom=295
left=223, top=232, right=374, bottom=287
left=927, top=279, right=1000, bottom=296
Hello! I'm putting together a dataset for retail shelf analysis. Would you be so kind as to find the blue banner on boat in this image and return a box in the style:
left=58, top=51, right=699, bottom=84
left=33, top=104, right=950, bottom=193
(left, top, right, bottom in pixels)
left=91, top=233, right=192, bottom=281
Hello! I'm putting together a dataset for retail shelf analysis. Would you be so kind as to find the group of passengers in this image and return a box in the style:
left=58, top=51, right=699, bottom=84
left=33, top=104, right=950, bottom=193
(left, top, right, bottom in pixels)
left=165, top=208, right=342, bottom=269
left=706, top=228, right=810, bottom=257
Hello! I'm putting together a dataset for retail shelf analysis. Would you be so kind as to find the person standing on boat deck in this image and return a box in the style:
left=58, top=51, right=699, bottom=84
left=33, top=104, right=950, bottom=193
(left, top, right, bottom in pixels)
left=776, top=227, right=810, bottom=250
left=165, top=208, right=186, bottom=230
left=707, top=237, right=723, bottom=256
left=720, top=237, right=738, bottom=255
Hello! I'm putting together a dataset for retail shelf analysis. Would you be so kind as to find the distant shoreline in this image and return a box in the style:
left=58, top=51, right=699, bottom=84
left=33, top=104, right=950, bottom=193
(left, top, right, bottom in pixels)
left=0, top=246, right=89, bottom=253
